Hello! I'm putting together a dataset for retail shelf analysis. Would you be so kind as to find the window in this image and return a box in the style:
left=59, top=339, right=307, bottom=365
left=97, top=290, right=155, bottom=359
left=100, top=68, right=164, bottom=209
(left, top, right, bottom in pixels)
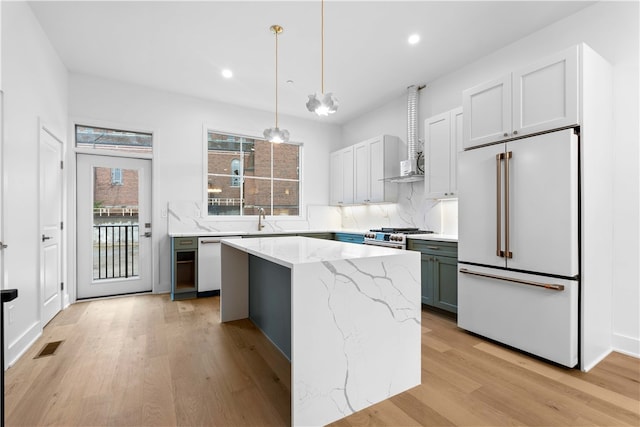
left=76, top=125, right=152, bottom=153
left=111, top=168, right=123, bottom=185
left=206, top=131, right=301, bottom=216
left=230, top=159, right=241, bottom=187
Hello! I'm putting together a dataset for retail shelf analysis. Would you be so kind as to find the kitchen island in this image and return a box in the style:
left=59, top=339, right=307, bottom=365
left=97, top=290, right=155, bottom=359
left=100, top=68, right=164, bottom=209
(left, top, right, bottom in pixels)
left=220, top=236, right=421, bottom=426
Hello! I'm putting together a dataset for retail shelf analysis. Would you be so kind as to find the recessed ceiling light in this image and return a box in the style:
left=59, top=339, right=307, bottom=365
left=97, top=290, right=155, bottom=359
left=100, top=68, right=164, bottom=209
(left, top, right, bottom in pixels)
left=408, top=34, right=420, bottom=45
left=222, top=69, right=233, bottom=79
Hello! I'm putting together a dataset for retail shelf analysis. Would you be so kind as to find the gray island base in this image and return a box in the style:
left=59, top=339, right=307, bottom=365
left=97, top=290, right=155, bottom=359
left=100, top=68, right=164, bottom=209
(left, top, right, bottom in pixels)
left=220, top=236, right=421, bottom=426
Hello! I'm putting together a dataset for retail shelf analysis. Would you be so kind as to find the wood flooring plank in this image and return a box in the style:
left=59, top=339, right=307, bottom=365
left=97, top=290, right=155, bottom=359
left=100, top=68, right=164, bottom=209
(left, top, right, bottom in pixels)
left=476, top=341, right=640, bottom=417
left=5, top=295, right=639, bottom=427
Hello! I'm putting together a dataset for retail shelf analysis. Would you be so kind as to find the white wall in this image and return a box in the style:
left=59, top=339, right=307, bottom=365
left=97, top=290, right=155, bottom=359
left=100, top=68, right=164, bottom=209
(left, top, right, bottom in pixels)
left=2, top=1, right=69, bottom=366
left=341, top=1, right=640, bottom=357
left=68, top=74, right=341, bottom=296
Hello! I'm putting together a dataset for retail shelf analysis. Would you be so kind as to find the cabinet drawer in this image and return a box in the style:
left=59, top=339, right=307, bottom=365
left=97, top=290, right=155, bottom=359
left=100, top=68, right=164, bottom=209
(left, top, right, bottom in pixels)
left=458, top=265, right=578, bottom=367
left=173, top=237, right=198, bottom=250
left=407, top=240, right=457, bottom=257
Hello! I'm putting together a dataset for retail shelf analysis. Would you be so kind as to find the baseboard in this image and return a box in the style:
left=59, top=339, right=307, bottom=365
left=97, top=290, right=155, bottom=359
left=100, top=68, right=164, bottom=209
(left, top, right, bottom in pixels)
left=612, top=333, right=640, bottom=359
left=7, top=320, right=42, bottom=368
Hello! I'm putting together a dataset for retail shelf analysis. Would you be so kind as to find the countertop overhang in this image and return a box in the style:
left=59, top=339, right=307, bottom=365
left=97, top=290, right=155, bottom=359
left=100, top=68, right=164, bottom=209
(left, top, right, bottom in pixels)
left=221, top=235, right=419, bottom=269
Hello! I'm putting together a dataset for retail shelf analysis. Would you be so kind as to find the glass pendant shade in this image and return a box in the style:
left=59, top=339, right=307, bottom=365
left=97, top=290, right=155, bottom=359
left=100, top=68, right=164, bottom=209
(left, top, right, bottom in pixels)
left=263, top=126, right=290, bottom=143
left=306, top=92, right=339, bottom=116
left=307, top=0, right=338, bottom=116
left=263, top=24, right=290, bottom=143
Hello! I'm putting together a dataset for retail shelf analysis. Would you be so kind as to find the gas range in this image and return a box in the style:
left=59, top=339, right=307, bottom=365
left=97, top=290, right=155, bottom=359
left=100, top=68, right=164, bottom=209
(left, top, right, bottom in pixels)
left=363, top=228, right=433, bottom=249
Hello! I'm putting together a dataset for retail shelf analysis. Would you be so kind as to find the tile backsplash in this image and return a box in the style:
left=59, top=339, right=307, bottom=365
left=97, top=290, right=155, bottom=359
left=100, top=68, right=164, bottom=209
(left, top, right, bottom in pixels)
left=340, top=181, right=458, bottom=234
left=167, top=182, right=457, bottom=235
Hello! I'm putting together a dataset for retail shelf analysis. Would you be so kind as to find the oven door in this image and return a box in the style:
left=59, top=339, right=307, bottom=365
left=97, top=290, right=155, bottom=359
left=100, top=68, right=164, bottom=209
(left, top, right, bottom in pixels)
left=363, top=240, right=405, bottom=250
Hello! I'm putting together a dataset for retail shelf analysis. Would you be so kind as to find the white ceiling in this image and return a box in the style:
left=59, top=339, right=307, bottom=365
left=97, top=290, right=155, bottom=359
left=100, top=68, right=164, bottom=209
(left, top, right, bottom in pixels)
left=29, top=1, right=594, bottom=125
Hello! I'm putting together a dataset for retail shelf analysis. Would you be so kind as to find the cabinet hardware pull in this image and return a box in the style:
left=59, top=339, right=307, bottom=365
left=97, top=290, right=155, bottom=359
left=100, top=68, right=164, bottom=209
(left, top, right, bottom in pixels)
left=504, top=151, right=513, bottom=258
left=459, top=268, right=565, bottom=291
left=496, top=153, right=504, bottom=257
left=179, top=240, right=194, bottom=245
left=426, top=246, right=440, bottom=250
left=200, top=239, right=221, bottom=244
left=513, top=130, right=518, bottom=135
left=503, top=133, right=508, bottom=137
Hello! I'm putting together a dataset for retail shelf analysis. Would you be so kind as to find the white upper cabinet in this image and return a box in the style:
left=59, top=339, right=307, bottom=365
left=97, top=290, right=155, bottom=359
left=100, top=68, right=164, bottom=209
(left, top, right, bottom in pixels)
left=463, top=45, right=579, bottom=149
left=424, top=107, right=463, bottom=199
left=329, top=146, right=354, bottom=205
left=330, top=135, right=399, bottom=206
left=353, top=135, right=399, bottom=204
left=463, top=75, right=511, bottom=149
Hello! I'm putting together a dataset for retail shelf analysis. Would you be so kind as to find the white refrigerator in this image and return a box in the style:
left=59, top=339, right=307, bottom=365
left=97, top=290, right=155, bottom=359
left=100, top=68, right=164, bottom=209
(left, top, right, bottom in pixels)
left=457, top=128, right=580, bottom=367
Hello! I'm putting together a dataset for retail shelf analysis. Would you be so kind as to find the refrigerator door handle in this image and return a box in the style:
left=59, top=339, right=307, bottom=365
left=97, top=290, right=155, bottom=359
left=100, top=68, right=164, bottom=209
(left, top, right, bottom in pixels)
left=459, top=268, right=565, bottom=291
left=496, top=153, right=504, bottom=257
left=505, top=151, right=513, bottom=258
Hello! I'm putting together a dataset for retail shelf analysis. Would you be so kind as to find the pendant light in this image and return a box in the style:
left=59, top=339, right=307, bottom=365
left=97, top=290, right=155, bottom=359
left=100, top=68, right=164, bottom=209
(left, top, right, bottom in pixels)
left=306, top=0, right=338, bottom=116
left=263, top=25, right=290, bottom=143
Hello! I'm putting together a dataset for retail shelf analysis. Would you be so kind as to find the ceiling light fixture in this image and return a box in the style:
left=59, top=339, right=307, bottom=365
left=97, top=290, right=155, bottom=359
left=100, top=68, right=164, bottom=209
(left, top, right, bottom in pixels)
left=408, top=34, right=420, bottom=45
left=306, top=0, right=338, bottom=116
left=263, top=25, right=290, bottom=143
left=222, top=69, right=233, bottom=78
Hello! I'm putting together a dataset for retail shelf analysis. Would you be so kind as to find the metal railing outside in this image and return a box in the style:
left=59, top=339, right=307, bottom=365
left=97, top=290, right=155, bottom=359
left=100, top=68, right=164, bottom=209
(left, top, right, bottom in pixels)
left=93, top=224, right=139, bottom=280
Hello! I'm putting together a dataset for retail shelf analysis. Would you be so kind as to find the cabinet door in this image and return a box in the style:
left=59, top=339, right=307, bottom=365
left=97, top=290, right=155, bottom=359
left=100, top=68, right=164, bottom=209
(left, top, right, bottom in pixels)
left=341, top=147, right=354, bottom=204
left=353, top=141, right=370, bottom=203
left=463, top=74, right=511, bottom=149
left=449, top=107, right=463, bottom=197
left=432, top=256, right=458, bottom=313
left=368, top=136, right=385, bottom=202
left=512, top=46, right=579, bottom=138
left=421, top=254, right=433, bottom=305
left=424, top=112, right=451, bottom=198
left=329, top=150, right=343, bottom=205
left=330, top=147, right=354, bottom=205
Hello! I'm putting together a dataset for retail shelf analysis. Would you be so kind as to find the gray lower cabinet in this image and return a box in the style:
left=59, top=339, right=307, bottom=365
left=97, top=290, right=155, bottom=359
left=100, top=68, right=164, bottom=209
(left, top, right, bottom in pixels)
left=407, top=239, right=458, bottom=314
left=171, top=237, right=198, bottom=300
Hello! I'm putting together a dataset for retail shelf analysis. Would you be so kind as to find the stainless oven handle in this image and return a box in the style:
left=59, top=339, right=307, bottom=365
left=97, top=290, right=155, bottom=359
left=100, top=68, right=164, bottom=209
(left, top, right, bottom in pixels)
left=363, top=241, right=405, bottom=250
left=459, top=268, right=565, bottom=291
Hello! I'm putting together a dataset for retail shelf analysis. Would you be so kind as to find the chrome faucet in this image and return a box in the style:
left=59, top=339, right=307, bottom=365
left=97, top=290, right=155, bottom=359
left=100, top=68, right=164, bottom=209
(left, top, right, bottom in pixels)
left=258, top=207, right=266, bottom=231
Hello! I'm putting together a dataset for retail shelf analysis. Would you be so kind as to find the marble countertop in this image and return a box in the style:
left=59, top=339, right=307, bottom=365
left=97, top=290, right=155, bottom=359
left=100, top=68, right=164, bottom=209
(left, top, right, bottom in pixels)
left=408, top=233, right=458, bottom=243
left=168, top=229, right=367, bottom=238
left=221, top=235, right=413, bottom=269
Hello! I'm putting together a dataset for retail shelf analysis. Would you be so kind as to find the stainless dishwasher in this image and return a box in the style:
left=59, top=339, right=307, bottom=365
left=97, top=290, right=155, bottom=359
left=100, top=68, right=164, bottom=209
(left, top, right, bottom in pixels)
left=197, top=236, right=242, bottom=295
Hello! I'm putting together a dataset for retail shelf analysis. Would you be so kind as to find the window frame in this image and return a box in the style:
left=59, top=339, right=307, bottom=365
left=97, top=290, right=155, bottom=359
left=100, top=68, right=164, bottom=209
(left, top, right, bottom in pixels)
left=203, top=127, right=303, bottom=219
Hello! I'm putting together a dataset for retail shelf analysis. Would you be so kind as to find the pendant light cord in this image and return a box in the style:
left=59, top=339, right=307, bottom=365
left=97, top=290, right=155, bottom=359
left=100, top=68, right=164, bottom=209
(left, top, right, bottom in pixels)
left=275, top=28, right=279, bottom=128
left=321, top=0, right=324, bottom=94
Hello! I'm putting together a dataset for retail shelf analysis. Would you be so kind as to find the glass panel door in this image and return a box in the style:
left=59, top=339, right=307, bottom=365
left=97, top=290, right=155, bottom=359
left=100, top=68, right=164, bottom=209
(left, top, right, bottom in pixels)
left=77, top=154, right=152, bottom=299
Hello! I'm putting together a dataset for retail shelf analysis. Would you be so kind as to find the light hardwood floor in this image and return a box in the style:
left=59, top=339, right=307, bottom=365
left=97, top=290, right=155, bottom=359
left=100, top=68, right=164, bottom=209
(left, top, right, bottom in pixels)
left=5, top=294, right=639, bottom=426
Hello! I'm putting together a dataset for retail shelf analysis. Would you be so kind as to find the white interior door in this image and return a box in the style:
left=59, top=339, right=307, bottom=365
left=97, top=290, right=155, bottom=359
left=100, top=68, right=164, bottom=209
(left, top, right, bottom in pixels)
left=76, top=154, right=152, bottom=299
left=40, top=127, right=63, bottom=326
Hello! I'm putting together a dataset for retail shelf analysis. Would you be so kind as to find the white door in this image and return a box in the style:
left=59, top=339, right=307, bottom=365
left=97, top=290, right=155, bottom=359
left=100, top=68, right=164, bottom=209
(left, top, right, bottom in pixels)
left=462, top=74, right=511, bottom=149
left=424, top=111, right=451, bottom=198
left=353, top=141, right=369, bottom=203
left=341, top=147, right=354, bottom=204
left=458, top=142, right=507, bottom=268
left=512, top=46, right=579, bottom=138
left=506, top=129, right=579, bottom=276
left=40, top=127, right=63, bottom=326
left=449, top=107, right=463, bottom=196
left=76, top=154, right=152, bottom=299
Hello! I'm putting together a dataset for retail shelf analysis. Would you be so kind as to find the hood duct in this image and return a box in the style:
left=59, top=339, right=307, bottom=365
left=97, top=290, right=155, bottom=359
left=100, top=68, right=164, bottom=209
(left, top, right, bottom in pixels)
left=405, top=84, right=424, bottom=176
